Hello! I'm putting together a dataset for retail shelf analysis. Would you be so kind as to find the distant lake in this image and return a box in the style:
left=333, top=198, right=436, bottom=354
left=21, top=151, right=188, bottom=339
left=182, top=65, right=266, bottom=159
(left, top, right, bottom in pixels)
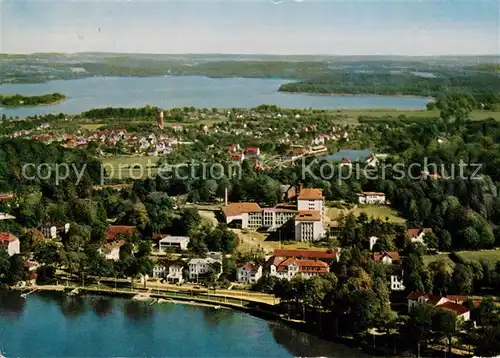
left=0, top=290, right=366, bottom=357
left=0, top=76, right=430, bottom=118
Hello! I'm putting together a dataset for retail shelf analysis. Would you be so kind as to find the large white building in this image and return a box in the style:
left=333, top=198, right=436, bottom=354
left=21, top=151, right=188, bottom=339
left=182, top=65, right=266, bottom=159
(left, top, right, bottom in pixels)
left=236, top=262, right=263, bottom=284
left=187, top=258, right=222, bottom=280
left=159, top=236, right=190, bottom=251
left=222, top=188, right=326, bottom=242
left=0, top=232, right=20, bottom=257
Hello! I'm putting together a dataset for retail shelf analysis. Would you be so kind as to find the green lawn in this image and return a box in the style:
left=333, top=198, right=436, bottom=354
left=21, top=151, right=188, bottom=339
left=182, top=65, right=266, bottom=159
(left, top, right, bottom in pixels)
left=456, top=250, right=500, bottom=267
left=327, top=204, right=406, bottom=224
left=101, top=155, right=160, bottom=180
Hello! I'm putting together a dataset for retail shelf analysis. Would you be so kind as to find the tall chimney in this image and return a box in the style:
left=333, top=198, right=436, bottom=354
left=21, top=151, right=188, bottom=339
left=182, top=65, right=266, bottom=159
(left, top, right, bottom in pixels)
left=157, top=109, right=164, bottom=130
left=224, top=188, right=228, bottom=206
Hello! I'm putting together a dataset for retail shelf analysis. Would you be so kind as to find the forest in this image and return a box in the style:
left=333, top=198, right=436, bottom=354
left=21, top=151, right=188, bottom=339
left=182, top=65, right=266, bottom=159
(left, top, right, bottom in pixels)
left=278, top=72, right=500, bottom=97
left=0, top=92, right=66, bottom=107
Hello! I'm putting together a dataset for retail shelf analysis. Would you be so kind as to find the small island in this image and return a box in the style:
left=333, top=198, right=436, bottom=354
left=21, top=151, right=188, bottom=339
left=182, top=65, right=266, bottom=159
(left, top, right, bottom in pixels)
left=0, top=92, right=66, bottom=107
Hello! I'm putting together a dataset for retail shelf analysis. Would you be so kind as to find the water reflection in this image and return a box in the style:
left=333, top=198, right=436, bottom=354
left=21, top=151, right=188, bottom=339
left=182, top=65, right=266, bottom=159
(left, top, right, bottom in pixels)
left=90, top=297, right=114, bottom=317
left=0, top=290, right=25, bottom=320
left=268, top=321, right=367, bottom=358
left=55, top=295, right=88, bottom=319
left=123, top=300, right=153, bottom=322
left=201, top=307, right=235, bottom=328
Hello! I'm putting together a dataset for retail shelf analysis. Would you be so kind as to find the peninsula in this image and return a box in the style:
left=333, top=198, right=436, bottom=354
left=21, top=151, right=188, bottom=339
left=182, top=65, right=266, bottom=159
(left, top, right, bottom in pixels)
left=0, top=92, right=66, bottom=107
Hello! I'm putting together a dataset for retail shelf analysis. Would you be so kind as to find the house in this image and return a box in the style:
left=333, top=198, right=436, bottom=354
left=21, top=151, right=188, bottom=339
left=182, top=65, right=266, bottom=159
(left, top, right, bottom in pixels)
left=230, top=152, right=245, bottom=162
left=105, top=225, right=137, bottom=241
left=0, top=232, right=20, bottom=256
left=407, top=228, right=433, bottom=246
left=244, top=147, right=260, bottom=157
left=154, top=260, right=186, bottom=283
left=357, top=192, right=386, bottom=204
left=227, top=144, right=240, bottom=152
left=372, top=251, right=400, bottom=265
left=187, top=258, right=222, bottom=280
left=390, top=274, right=405, bottom=291
left=101, top=240, right=126, bottom=261
left=24, top=261, right=40, bottom=281
left=158, top=236, right=190, bottom=251
left=236, top=262, right=263, bottom=284
left=270, top=257, right=330, bottom=280
left=406, top=292, right=472, bottom=321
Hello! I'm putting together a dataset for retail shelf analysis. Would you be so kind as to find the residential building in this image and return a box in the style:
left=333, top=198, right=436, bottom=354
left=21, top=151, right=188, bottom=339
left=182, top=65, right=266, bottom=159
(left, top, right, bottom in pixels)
left=390, top=274, right=405, bottom=291
left=153, top=264, right=166, bottom=278
left=406, top=292, right=472, bottom=321
left=373, top=251, right=405, bottom=291
left=101, top=240, right=126, bottom=261
left=273, top=249, right=339, bottom=262
left=244, top=147, right=260, bottom=157
left=407, top=228, right=433, bottom=246
left=270, top=257, right=330, bottom=280
left=230, top=152, right=245, bottom=162
left=159, top=236, right=190, bottom=251
left=236, top=262, right=263, bottom=284
left=328, top=221, right=343, bottom=238
left=357, top=192, right=386, bottom=204
left=372, top=251, right=400, bottom=265
left=0, top=232, right=20, bottom=257
left=187, top=258, right=222, bottom=280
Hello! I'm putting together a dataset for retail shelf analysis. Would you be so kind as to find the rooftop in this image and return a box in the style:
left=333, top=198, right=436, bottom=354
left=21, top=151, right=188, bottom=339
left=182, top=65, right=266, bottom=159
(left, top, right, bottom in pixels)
left=438, top=302, right=470, bottom=316
left=372, top=251, right=400, bottom=263
left=273, top=249, right=338, bottom=260
left=407, top=228, right=433, bottom=238
left=222, top=202, right=261, bottom=217
left=295, top=210, right=322, bottom=222
left=297, top=188, right=324, bottom=201
left=159, top=236, right=190, bottom=244
left=105, top=225, right=137, bottom=241
left=276, top=258, right=329, bottom=273
left=0, top=232, right=18, bottom=243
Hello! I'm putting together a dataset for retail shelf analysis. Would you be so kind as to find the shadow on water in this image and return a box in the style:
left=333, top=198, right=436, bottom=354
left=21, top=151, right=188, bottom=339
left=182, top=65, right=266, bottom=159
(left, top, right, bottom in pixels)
left=54, top=295, right=88, bottom=319
left=201, top=307, right=235, bottom=328
left=268, top=321, right=367, bottom=358
left=90, top=297, right=114, bottom=317
left=0, top=290, right=25, bottom=320
left=123, top=300, right=153, bottom=323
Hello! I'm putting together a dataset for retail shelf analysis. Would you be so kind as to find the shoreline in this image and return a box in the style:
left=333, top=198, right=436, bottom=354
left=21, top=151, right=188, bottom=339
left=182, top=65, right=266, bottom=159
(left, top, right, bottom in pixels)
left=0, top=98, right=67, bottom=109
left=279, top=90, right=433, bottom=100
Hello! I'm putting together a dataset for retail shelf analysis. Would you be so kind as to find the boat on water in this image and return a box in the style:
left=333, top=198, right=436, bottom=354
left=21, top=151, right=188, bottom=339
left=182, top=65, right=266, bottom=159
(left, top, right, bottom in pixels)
left=132, top=293, right=153, bottom=302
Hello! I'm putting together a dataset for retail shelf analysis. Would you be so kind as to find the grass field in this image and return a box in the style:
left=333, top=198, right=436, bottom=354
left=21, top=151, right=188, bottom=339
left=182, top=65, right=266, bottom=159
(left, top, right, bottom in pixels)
left=101, top=155, right=160, bottom=179
left=80, top=123, right=105, bottom=130
left=326, top=204, right=405, bottom=223
left=456, top=250, right=500, bottom=268
left=332, top=109, right=500, bottom=123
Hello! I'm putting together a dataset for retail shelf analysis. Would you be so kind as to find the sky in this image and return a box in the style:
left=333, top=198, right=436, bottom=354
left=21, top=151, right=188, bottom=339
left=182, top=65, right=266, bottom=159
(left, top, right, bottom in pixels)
left=1, top=0, right=499, bottom=55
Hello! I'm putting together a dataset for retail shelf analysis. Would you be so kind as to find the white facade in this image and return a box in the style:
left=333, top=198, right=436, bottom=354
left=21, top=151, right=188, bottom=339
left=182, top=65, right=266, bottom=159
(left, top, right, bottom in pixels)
left=153, top=265, right=166, bottom=278
left=104, top=246, right=121, bottom=261
left=236, top=263, right=263, bottom=284
left=297, top=197, right=324, bottom=223
left=294, top=220, right=324, bottom=242
left=358, top=193, right=386, bottom=204
left=188, top=258, right=222, bottom=280
left=0, top=238, right=20, bottom=257
left=369, top=236, right=379, bottom=251
left=390, top=275, right=405, bottom=291
left=159, top=236, right=190, bottom=251
left=270, top=263, right=300, bottom=280
left=166, top=264, right=184, bottom=283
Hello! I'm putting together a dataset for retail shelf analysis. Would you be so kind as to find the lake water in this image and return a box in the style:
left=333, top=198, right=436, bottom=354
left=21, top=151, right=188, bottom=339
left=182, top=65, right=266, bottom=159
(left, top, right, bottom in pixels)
left=0, top=290, right=365, bottom=357
left=0, top=76, right=430, bottom=118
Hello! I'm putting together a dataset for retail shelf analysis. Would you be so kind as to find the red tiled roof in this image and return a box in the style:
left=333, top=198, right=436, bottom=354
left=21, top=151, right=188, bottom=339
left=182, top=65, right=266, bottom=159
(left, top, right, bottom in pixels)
left=0, top=232, right=18, bottom=243
left=0, top=193, right=16, bottom=201
left=445, top=295, right=468, bottom=303
left=237, top=262, right=260, bottom=271
left=275, top=258, right=329, bottom=273
left=359, top=192, right=385, bottom=196
left=105, top=226, right=137, bottom=241
left=222, top=202, right=261, bottom=217
left=438, top=302, right=470, bottom=316
left=297, top=188, right=324, bottom=201
left=244, top=147, right=259, bottom=155
left=407, top=291, right=431, bottom=300
left=230, top=152, right=244, bottom=160
left=372, top=251, right=400, bottom=263
left=407, top=228, right=433, bottom=238
left=273, top=249, right=337, bottom=260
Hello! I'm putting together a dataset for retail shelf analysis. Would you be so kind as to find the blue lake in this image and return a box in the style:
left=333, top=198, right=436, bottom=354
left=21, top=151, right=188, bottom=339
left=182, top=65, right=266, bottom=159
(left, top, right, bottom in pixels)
left=0, top=76, right=430, bottom=118
left=0, top=290, right=366, bottom=357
